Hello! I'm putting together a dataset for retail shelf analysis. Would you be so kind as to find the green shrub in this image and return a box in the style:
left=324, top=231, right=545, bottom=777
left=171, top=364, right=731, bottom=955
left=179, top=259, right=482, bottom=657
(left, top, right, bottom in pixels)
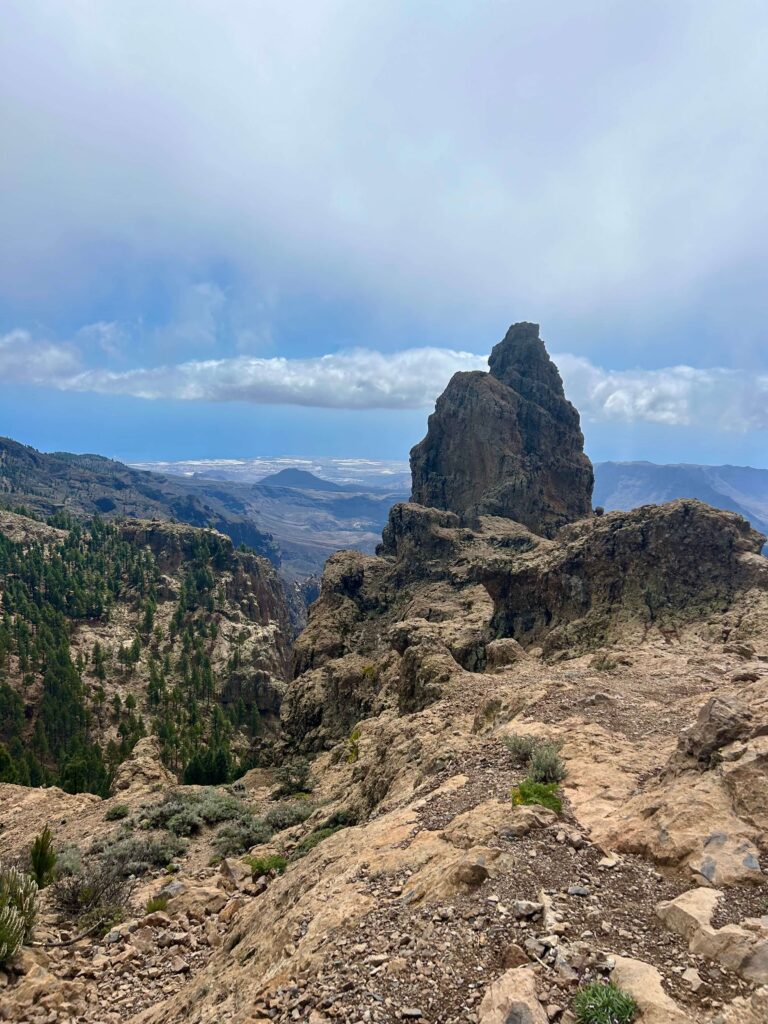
left=166, top=807, right=204, bottom=837
left=30, top=826, right=57, bottom=888
left=345, top=726, right=361, bottom=764
left=529, top=742, right=566, bottom=784
left=96, top=834, right=187, bottom=876
left=196, top=789, right=246, bottom=824
left=511, top=779, right=563, bottom=814
left=105, top=804, right=130, bottom=821
left=265, top=802, right=312, bottom=832
left=573, top=981, right=637, bottom=1024
left=141, top=789, right=246, bottom=833
left=503, top=733, right=539, bottom=765
left=246, top=854, right=288, bottom=878
left=272, top=758, right=313, bottom=799
left=291, top=827, right=338, bottom=860
left=53, top=844, right=82, bottom=879
left=212, top=817, right=272, bottom=857
left=0, top=903, right=25, bottom=966
left=0, top=864, right=38, bottom=959
left=144, top=894, right=169, bottom=913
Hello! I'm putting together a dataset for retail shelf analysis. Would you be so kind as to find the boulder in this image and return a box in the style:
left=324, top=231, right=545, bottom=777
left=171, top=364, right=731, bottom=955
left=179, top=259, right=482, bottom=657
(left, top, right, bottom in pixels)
left=657, top=889, right=768, bottom=985
left=610, top=956, right=689, bottom=1024
left=110, top=736, right=175, bottom=796
left=477, top=965, right=548, bottom=1024
left=678, top=696, right=753, bottom=766
left=166, top=885, right=228, bottom=921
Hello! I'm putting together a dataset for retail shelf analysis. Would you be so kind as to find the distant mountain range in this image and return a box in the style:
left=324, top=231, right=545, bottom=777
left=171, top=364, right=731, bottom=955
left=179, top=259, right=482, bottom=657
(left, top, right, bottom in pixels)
left=593, top=462, right=768, bottom=538
left=0, top=438, right=408, bottom=584
left=2, top=437, right=766, bottom=587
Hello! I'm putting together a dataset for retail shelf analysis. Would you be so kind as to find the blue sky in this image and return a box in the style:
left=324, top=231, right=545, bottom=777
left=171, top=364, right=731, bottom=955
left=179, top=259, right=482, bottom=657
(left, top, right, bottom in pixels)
left=1, top=1, right=767, bottom=466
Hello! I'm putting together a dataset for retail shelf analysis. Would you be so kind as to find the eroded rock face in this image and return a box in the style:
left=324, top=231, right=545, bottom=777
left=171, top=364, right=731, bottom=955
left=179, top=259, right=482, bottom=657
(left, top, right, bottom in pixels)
left=410, top=322, right=594, bottom=537
left=111, top=736, right=176, bottom=796
left=479, top=499, right=768, bottom=655
left=284, top=499, right=767, bottom=750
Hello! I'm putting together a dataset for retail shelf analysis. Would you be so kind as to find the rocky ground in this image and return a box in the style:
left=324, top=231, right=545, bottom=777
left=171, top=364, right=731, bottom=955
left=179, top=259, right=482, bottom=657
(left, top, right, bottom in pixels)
left=2, top=613, right=767, bottom=1024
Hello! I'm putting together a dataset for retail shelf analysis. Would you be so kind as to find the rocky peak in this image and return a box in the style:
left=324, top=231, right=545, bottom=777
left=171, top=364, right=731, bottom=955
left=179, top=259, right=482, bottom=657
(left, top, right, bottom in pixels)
left=410, top=322, right=594, bottom=537
left=487, top=320, right=565, bottom=400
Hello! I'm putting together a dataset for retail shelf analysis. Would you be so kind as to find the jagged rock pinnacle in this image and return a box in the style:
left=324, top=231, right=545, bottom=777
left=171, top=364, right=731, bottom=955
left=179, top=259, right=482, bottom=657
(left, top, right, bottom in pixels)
left=409, top=322, right=594, bottom=536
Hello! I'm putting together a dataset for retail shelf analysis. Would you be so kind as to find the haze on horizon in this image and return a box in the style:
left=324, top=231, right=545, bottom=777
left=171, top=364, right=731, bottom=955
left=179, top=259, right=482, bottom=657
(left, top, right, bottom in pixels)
left=1, top=1, right=767, bottom=467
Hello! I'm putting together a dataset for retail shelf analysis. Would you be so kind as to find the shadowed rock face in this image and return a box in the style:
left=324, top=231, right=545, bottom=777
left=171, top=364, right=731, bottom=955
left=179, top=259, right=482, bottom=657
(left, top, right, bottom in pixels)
left=410, top=322, right=594, bottom=537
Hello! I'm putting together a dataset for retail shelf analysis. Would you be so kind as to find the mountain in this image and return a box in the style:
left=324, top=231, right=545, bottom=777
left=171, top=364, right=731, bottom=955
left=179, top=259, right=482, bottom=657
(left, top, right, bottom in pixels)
left=0, top=437, right=408, bottom=587
left=257, top=469, right=345, bottom=491
left=594, top=461, right=768, bottom=536
left=0, top=436, right=279, bottom=562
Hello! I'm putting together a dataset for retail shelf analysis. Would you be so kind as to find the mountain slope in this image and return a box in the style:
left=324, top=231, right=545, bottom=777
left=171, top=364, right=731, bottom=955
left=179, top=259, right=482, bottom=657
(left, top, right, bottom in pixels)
left=0, top=510, right=291, bottom=793
left=0, top=436, right=279, bottom=562
left=594, top=461, right=768, bottom=536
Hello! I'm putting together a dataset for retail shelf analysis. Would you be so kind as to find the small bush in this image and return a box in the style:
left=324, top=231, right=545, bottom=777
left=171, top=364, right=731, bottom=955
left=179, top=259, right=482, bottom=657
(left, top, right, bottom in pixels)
left=591, top=652, right=619, bottom=672
left=197, top=789, right=246, bottom=824
left=246, top=854, right=288, bottom=878
left=212, top=817, right=272, bottom=857
left=573, top=981, right=637, bottom=1024
left=141, top=789, right=246, bottom=833
left=272, top=758, right=313, bottom=799
left=166, top=807, right=204, bottom=837
left=30, top=826, right=57, bottom=888
left=503, top=733, right=539, bottom=765
left=53, top=844, right=82, bottom=879
left=96, top=834, right=187, bottom=876
left=144, top=894, right=169, bottom=913
left=50, top=857, right=131, bottom=925
left=0, top=864, right=38, bottom=962
left=529, top=742, right=566, bottom=784
left=0, top=902, right=25, bottom=965
left=105, top=804, right=130, bottom=821
left=511, top=779, right=563, bottom=814
left=265, top=802, right=312, bottom=832
left=291, top=827, right=338, bottom=860
left=345, top=726, right=361, bottom=764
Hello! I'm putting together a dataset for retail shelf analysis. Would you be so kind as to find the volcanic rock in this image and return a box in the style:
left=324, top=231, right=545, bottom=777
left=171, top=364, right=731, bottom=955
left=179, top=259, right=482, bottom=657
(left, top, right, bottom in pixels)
left=410, top=322, right=594, bottom=536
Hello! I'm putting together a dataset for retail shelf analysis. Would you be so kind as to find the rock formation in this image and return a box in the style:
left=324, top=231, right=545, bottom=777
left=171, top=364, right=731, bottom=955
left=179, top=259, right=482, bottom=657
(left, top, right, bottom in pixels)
left=410, top=322, right=594, bottom=537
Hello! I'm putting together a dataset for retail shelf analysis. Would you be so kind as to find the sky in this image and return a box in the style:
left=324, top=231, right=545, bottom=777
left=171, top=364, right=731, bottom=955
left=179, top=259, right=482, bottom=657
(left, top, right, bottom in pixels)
left=1, top=1, right=767, bottom=466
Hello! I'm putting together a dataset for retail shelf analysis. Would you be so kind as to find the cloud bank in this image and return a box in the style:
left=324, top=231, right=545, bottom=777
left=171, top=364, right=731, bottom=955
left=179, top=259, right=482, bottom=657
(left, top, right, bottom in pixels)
left=3, top=329, right=766, bottom=432
left=1, top=1, right=767, bottom=360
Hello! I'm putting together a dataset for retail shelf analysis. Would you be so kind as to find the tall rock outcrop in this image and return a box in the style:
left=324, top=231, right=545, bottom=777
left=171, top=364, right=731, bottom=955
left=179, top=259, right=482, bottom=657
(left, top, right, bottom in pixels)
left=410, top=321, right=594, bottom=537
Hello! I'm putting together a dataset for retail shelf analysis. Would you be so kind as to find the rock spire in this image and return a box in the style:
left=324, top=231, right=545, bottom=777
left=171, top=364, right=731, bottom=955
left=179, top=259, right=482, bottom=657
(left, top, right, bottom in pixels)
left=409, top=321, right=594, bottom=536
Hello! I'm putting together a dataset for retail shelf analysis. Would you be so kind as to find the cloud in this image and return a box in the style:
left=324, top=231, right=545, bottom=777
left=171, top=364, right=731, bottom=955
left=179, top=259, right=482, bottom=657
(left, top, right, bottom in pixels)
left=557, top=355, right=768, bottom=432
left=1, top=1, right=767, bottom=358
left=2, top=326, right=765, bottom=430
left=0, top=330, right=81, bottom=382
left=61, top=347, right=488, bottom=409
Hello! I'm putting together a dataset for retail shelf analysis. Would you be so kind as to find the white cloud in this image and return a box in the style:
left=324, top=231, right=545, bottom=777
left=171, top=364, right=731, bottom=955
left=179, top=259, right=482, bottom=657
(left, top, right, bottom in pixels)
left=2, top=326, right=765, bottom=430
left=0, top=330, right=80, bottom=382
left=556, top=355, right=768, bottom=432
left=1, top=1, right=767, bottom=352
left=60, top=347, right=488, bottom=409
